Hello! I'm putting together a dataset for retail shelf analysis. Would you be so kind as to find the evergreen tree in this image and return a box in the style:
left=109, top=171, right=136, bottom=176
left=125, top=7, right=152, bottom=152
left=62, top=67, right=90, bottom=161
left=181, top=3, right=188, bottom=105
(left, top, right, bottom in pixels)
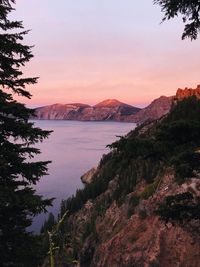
left=0, top=1, right=53, bottom=266
left=41, top=212, right=56, bottom=233
left=154, top=0, right=200, bottom=40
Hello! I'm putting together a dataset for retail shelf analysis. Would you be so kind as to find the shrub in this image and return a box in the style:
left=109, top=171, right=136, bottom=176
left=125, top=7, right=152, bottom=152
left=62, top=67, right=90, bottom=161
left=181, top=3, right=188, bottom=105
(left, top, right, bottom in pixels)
left=127, top=195, right=140, bottom=218
left=140, top=179, right=160, bottom=200
left=156, top=192, right=200, bottom=223
left=138, top=209, right=147, bottom=220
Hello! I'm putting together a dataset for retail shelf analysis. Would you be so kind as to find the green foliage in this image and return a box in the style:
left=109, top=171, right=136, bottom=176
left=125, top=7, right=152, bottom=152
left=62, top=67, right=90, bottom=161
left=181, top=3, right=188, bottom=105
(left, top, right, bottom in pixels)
left=0, top=1, right=53, bottom=266
left=41, top=212, right=56, bottom=233
left=111, top=223, right=124, bottom=237
left=148, top=97, right=200, bottom=226
left=154, top=0, right=200, bottom=40
left=112, top=158, right=162, bottom=205
left=80, top=246, right=95, bottom=267
left=152, top=97, right=200, bottom=183
left=47, top=212, right=75, bottom=267
left=82, top=216, right=98, bottom=242
left=172, top=150, right=200, bottom=184
left=138, top=209, right=147, bottom=220
left=99, top=152, right=113, bottom=167
left=156, top=192, right=200, bottom=223
left=140, top=179, right=160, bottom=200
left=94, top=194, right=112, bottom=216
left=60, top=160, right=117, bottom=217
left=167, top=97, right=200, bottom=121
left=149, top=259, right=161, bottom=267
left=127, top=195, right=140, bottom=218
left=40, top=212, right=78, bottom=267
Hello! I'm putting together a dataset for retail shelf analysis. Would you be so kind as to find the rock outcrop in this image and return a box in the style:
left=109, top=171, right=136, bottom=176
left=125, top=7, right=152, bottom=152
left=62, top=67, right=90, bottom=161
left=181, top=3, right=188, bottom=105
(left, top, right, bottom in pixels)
left=176, top=85, right=200, bottom=100
left=81, top=167, right=97, bottom=184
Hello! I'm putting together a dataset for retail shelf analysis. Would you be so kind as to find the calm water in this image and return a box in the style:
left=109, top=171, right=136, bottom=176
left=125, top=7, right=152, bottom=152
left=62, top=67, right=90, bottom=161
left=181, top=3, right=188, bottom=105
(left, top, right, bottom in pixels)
left=31, top=120, right=136, bottom=232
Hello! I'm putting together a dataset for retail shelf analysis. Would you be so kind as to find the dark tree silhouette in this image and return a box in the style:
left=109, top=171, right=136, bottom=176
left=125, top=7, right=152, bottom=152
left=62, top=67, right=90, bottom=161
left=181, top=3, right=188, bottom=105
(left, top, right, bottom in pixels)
left=154, top=0, right=200, bottom=40
left=0, top=1, right=53, bottom=266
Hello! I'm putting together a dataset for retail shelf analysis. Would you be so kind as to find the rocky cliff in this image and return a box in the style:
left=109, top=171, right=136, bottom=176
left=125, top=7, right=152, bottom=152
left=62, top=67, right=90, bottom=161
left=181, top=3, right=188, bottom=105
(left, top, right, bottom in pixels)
left=72, top=170, right=200, bottom=267
left=126, top=95, right=174, bottom=123
left=81, top=167, right=97, bottom=184
left=33, top=97, right=173, bottom=124
left=33, top=99, right=140, bottom=122
left=42, top=91, right=200, bottom=267
left=176, top=85, right=200, bottom=100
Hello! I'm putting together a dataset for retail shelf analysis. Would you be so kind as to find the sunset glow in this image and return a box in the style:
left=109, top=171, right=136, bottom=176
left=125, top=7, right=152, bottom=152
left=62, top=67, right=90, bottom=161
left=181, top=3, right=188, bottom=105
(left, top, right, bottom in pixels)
left=14, top=0, right=200, bottom=108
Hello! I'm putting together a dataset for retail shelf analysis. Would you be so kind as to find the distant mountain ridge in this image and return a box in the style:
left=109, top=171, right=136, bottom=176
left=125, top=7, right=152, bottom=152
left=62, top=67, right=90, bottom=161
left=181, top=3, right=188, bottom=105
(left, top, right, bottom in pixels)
left=33, top=85, right=200, bottom=123
left=33, top=99, right=141, bottom=122
left=94, top=99, right=133, bottom=108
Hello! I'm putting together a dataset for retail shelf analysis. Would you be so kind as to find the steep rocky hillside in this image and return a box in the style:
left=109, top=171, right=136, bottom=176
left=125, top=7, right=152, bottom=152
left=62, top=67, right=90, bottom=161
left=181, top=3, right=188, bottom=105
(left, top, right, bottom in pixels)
left=126, top=95, right=174, bottom=123
left=42, top=92, right=200, bottom=267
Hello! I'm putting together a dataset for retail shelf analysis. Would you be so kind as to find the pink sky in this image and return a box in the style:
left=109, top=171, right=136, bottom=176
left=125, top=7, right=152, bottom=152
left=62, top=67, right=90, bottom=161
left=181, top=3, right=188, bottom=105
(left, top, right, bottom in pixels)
left=14, top=0, right=200, bottom=108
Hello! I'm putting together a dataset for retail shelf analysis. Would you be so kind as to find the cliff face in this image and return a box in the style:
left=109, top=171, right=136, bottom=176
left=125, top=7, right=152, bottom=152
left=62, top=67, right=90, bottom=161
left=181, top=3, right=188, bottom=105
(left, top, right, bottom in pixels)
left=90, top=173, right=200, bottom=267
left=48, top=95, right=200, bottom=267
left=34, top=103, right=91, bottom=120
left=126, top=96, right=174, bottom=124
left=33, top=97, right=173, bottom=124
left=72, top=171, right=200, bottom=267
left=33, top=100, right=140, bottom=122
left=176, top=85, right=200, bottom=100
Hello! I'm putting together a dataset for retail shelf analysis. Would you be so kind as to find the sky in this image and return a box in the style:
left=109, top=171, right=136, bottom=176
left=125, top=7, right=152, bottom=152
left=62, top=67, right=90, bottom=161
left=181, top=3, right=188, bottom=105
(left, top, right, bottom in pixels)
left=13, top=0, right=200, bottom=108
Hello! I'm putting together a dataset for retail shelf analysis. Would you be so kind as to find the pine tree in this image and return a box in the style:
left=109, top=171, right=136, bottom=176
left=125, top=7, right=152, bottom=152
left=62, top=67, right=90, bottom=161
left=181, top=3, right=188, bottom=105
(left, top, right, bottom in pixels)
left=154, top=0, right=200, bottom=40
left=41, top=212, right=56, bottom=233
left=0, top=1, right=53, bottom=266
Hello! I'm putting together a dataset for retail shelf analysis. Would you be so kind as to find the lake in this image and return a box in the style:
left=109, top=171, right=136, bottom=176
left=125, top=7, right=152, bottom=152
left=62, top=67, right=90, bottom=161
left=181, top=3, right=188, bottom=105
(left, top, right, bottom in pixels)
left=31, top=120, right=136, bottom=232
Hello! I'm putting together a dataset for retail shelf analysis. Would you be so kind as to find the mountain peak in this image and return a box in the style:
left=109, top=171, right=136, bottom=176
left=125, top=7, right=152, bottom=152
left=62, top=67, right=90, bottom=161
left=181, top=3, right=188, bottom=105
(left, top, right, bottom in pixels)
left=94, top=99, right=132, bottom=108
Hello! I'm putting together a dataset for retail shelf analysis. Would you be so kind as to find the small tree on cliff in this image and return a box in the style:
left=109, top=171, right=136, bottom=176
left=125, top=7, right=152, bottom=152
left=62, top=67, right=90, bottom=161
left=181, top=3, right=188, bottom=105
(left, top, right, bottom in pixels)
left=154, top=0, right=200, bottom=40
left=0, top=0, right=53, bottom=266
